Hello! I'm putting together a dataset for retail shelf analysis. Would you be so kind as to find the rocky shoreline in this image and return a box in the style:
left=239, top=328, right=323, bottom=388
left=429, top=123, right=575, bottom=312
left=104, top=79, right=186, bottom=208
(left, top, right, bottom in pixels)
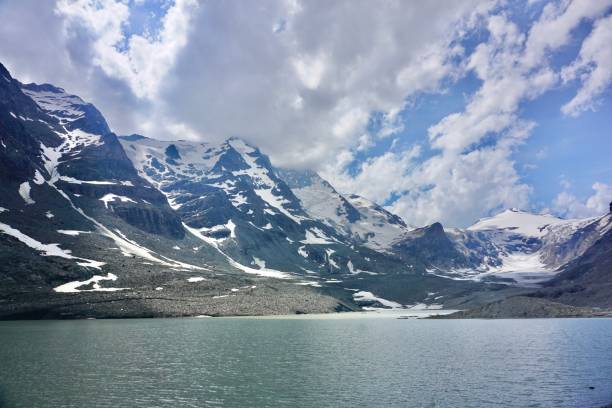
left=433, top=296, right=612, bottom=319
left=0, top=281, right=358, bottom=320
left=4, top=288, right=612, bottom=320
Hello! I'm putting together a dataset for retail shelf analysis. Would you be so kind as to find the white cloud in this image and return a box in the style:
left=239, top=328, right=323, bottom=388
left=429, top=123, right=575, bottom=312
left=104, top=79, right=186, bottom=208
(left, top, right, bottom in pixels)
left=388, top=145, right=532, bottom=227
left=326, top=129, right=532, bottom=227
left=326, top=1, right=610, bottom=227
left=160, top=0, right=486, bottom=168
left=56, top=0, right=198, bottom=99
left=325, top=146, right=422, bottom=205
left=292, top=52, right=327, bottom=90
left=561, top=14, right=612, bottom=116
left=1, top=1, right=489, bottom=174
left=522, top=0, right=611, bottom=69
left=0, top=0, right=609, bottom=227
left=553, top=182, right=612, bottom=218
left=428, top=13, right=557, bottom=154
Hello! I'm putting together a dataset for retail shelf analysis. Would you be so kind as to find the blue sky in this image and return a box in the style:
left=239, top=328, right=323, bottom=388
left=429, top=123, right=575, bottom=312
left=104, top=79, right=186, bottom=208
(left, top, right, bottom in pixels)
left=0, top=0, right=610, bottom=226
left=361, top=38, right=612, bottom=214
left=328, top=0, right=612, bottom=225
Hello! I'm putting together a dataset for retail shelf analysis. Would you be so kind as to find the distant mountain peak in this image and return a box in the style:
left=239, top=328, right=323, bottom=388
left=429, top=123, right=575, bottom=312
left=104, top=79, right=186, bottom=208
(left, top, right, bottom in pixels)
left=468, top=208, right=569, bottom=237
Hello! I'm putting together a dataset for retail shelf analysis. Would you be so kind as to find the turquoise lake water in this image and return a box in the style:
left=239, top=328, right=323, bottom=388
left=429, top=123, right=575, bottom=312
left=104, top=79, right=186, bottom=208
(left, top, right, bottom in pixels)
left=0, top=315, right=611, bottom=407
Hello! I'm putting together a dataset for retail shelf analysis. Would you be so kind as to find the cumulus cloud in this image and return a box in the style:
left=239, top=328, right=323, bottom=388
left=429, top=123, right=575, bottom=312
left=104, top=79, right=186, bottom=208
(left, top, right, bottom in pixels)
left=326, top=1, right=611, bottom=227
left=561, top=14, right=612, bottom=116
left=326, top=124, right=533, bottom=227
left=328, top=146, right=422, bottom=206
left=553, top=182, right=612, bottom=218
left=0, top=0, right=144, bottom=133
left=0, top=0, right=610, bottom=227
left=522, top=0, right=611, bottom=69
left=55, top=0, right=198, bottom=99
left=160, top=0, right=486, bottom=168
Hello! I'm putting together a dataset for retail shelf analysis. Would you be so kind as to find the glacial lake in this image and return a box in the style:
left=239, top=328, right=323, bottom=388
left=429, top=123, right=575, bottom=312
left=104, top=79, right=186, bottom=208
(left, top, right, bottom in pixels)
left=1, top=313, right=611, bottom=407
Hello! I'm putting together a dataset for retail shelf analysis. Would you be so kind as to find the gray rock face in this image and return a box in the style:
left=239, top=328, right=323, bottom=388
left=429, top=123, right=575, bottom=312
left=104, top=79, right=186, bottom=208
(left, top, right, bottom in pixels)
left=541, top=220, right=612, bottom=308
left=0, top=62, right=224, bottom=295
left=393, top=223, right=466, bottom=268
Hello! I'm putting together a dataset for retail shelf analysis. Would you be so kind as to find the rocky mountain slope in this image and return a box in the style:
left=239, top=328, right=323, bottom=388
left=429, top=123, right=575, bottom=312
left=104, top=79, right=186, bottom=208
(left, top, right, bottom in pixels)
left=0, top=61, right=609, bottom=318
left=0, top=63, right=350, bottom=318
left=537, top=214, right=612, bottom=308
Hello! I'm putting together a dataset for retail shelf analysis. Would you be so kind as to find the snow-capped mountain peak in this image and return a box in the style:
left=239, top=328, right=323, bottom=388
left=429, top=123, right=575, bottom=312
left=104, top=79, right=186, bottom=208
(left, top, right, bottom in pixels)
left=468, top=208, right=574, bottom=237
left=278, top=169, right=412, bottom=253
left=21, top=83, right=85, bottom=122
left=21, top=82, right=110, bottom=135
left=119, top=136, right=308, bottom=225
left=438, top=208, right=611, bottom=285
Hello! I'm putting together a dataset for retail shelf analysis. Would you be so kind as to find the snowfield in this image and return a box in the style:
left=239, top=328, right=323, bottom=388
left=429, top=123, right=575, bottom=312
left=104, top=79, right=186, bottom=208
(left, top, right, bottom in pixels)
left=435, top=209, right=610, bottom=285
left=468, top=208, right=579, bottom=237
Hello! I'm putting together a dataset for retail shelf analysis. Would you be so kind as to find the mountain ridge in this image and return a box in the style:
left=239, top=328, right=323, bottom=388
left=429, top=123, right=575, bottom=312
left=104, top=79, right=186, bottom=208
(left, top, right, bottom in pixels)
left=1, top=62, right=609, bottom=319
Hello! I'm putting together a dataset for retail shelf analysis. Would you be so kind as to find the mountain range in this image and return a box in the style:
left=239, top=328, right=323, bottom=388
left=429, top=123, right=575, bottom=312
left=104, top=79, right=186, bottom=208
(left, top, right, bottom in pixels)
left=0, top=62, right=610, bottom=319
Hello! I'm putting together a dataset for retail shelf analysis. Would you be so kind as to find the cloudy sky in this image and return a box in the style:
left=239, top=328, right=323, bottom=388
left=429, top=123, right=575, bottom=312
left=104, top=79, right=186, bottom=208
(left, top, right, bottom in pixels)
left=1, top=0, right=610, bottom=227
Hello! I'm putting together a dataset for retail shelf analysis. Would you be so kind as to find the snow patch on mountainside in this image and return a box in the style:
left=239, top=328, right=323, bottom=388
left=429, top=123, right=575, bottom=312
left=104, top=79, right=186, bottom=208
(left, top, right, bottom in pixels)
left=345, top=194, right=409, bottom=252
left=18, top=182, right=34, bottom=205
left=0, top=221, right=105, bottom=269
left=353, top=291, right=403, bottom=309
left=33, top=170, right=45, bottom=185
left=1, top=222, right=73, bottom=258
left=252, top=256, right=266, bottom=268
left=110, top=227, right=203, bottom=270
left=53, top=273, right=128, bottom=293
left=229, top=139, right=305, bottom=224
left=22, top=86, right=87, bottom=124
left=99, top=194, right=136, bottom=209
left=184, top=222, right=291, bottom=279
left=59, top=176, right=122, bottom=185
left=298, top=246, right=308, bottom=258
left=57, top=230, right=90, bottom=236
left=346, top=260, right=378, bottom=275
left=227, top=257, right=291, bottom=279
left=301, top=229, right=334, bottom=245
